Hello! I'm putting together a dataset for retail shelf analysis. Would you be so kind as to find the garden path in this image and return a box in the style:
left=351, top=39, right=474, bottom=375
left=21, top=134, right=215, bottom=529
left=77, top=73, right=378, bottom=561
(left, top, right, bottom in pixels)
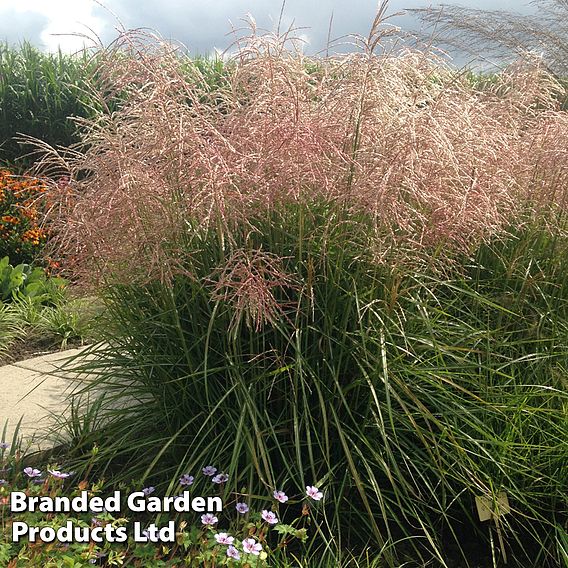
left=0, top=347, right=87, bottom=450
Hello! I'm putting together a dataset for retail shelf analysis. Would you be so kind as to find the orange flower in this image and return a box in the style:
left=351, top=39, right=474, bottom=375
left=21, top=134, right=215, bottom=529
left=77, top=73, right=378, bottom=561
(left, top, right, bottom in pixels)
left=1, top=215, right=19, bottom=224
left=21, top=228, right=46, bottom=246
left=47, top=258, right=61, bottom=269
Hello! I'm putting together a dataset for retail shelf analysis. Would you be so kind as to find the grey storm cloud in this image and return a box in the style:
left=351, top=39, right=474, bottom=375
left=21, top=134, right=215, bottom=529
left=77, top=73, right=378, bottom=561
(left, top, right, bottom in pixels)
left=0, top=8, right=50, bottom=48
left=93, top=0, right=384, bottom=55
left=91, top=0, right=536, bottom=55
left=0, top=0, right=538, bottom=56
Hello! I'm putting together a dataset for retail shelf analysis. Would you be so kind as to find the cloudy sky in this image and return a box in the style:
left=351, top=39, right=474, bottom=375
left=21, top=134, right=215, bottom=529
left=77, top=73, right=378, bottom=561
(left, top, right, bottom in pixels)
left=0, top=0, right=536, bottom=58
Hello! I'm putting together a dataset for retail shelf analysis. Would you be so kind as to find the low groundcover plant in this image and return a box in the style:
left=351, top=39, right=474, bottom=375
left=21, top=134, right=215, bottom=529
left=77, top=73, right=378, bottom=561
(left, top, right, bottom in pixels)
left=0, top=454, right=318, bottom=567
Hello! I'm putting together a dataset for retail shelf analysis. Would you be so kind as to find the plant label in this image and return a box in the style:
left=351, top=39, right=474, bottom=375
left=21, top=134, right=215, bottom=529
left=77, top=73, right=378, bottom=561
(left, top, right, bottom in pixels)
left=475, top=492, right=510, bottom=522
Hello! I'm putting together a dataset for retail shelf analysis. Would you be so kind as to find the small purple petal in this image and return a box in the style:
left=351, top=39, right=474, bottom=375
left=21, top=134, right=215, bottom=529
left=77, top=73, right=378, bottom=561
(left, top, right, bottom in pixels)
left=242, top=538, right=262, bottom=555
left=227, top=545, right=241, bottom=560
left=23, top=467, right=41, bottom=478
left=179, top=474, right=194, bottom=486
left=306, top=485, right=323, bottom=500
left=261, top=509, right=279, bottom=524
left=48, top=469, right=71, bottom=479
left=235, top=502, right=249, bottom=514
left=214, top=532, right=234, bottom=545
left=212, top=472, right=229, bottom=484
left=273, top=490, right=288, bottom=503
left=201, top=513, right=218, bottom=526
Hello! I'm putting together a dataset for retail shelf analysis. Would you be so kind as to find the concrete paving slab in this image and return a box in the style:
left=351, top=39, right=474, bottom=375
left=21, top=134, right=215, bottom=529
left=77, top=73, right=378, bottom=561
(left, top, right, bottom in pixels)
left=14, top=347, right=90, bottom=376
left=0, top=347, right=91, bottom=450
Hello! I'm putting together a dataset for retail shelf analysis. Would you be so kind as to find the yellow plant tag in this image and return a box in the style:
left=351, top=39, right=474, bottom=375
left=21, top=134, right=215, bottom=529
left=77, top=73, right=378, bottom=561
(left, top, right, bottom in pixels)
left=475, top=492, right=510, bottom=522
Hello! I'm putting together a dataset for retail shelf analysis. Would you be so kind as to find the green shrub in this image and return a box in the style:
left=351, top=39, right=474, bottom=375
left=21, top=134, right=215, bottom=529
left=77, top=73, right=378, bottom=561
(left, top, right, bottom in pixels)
left=0, top=43, right=231, bottom=168
left=0, top=257, right=86, bottom=356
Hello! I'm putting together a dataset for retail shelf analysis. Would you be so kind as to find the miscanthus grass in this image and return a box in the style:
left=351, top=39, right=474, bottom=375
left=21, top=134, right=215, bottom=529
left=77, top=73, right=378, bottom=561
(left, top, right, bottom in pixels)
left=30, top=20, right=568, bottom=567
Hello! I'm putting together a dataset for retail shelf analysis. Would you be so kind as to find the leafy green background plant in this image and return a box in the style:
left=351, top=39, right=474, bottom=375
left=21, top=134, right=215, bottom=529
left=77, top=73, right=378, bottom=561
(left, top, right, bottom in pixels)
left=0, top=257, right=96, bottom=358
left=0, top=42, right=100, bottom=170
left=0, top=256, right=66, bottom=304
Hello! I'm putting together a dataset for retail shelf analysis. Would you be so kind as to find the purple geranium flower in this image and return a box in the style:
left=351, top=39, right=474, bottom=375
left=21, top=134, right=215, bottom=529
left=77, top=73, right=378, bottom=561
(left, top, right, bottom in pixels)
left=273, top=490, right=288, bottom=503
left=212, top=472, right=229, bottom=484
left=0, top=479, right=6, bottom=486
left=201, top=513, right=218, bottom=526
left=227, top=545, right=241, bottom=560
left=261, top=510, right=278, bottom=524
left=23, top=467, right=41, bottom=478
left=0, top=442, right=9, bottom=450
left=235, top=502, right=249, bottom=514
left=48, top=470, right=72, bottom=479
left=242, top=538, right=262, bottom=555
left=179, top=474, right=194, bottom=486
left=214, top=532, right=234, bottom=545
left=202, top=465, right=217, bottom=476
left=89, top=551, right=106, bottom=564
left=306, top=485, right=323, bottom=500
left=142, top=486, right=155, bottom=496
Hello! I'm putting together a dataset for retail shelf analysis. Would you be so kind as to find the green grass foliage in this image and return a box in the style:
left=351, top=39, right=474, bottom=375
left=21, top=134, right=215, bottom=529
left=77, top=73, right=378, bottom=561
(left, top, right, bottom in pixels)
left=0, top=42, right=99, bottom=168
left=0, top=42, right=230, bottom=168
left=58, top=203, right=568, bottom=567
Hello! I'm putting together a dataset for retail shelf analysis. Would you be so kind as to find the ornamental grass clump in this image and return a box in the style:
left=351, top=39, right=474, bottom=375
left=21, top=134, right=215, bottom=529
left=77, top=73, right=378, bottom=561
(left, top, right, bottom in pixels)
left=37, top=21, right=568, bottom=567
left=38, top=24, right=567, bottom=284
